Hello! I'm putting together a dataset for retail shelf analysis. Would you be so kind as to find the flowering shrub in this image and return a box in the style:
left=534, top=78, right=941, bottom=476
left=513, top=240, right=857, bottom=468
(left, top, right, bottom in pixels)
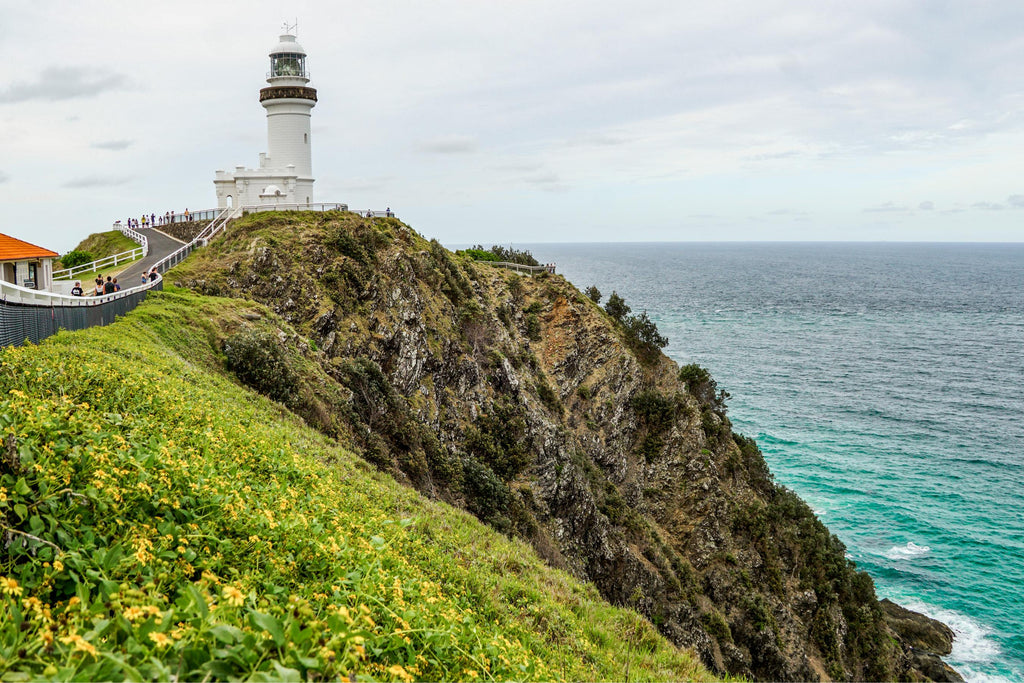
left=0, top=289, right=713, bottom=682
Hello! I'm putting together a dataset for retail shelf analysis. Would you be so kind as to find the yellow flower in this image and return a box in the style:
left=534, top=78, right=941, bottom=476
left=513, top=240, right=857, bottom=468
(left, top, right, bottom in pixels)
left=60, top=634, right=98, bottom=657
left=53, top=560, right=64, bottom=572
left=388, top=664, right=413, bottom=682
left=149, top=632, right=171, bottom=647
left=124, top=606, right=147, bottom=621
left=223, top=585, right=244, bottom=607
left=1, top=577, right=22, bottom=596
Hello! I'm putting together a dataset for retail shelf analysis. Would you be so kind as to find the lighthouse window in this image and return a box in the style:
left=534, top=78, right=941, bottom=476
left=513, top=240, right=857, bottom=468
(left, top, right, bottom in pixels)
left=271, top=53, right=305, bottom=77
left=304, top=133, right=308, bottom=144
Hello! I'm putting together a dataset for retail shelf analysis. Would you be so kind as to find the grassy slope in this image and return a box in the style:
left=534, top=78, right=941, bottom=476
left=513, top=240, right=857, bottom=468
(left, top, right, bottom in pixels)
left=71, top=231, right=139, bottom=259
left=60, top=231, right=143, bottom=280
left=0, top=287, right=717, bottom=682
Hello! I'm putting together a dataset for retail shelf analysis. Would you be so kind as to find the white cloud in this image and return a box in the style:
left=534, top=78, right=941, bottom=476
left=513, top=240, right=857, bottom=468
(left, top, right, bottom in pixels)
left=92, top=140, right=134, bottom=151
left=864, top=202, right=911, bottom=213
left=415, top=135, right=479, bottom=154
left=62, top=176, right=132, bottom=189
left=0, top=67, right=128, bottom=103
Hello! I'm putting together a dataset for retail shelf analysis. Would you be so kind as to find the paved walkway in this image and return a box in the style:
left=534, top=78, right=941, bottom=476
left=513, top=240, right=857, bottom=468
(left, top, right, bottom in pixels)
left=116, top=229, right=185, bottom=286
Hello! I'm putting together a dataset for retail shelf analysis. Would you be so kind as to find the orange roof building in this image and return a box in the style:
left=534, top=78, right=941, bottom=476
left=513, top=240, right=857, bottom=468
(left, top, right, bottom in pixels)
left=0, top=232, right=59, bottom=291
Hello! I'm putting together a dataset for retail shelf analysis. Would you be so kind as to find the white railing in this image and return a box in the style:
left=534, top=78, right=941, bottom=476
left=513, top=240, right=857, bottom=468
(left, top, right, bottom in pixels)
left=195, top=206, right=239, bottom=244
left=117, top=207, right=222, bottom=229
left=116, top=222, right=150, bottom=250
left=476, top=261, right=556, bottom=275
left=239, top=203, right=402, bottom=219
left=241, top=202, right=349, bottom=215
left=1, top=275, right=159, bottom=307
left=52, top=247, right=145, bottom=280
left=53, top=223, right=149, bottom=281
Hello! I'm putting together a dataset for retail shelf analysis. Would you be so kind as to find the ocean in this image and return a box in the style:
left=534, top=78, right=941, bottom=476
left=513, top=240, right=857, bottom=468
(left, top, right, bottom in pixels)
left=526, top=242, right=1024, bottom=682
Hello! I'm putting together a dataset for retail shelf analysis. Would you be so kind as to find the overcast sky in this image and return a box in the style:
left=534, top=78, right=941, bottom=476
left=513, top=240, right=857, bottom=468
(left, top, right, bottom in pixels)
left=1, top=0, right=1022, bottom=252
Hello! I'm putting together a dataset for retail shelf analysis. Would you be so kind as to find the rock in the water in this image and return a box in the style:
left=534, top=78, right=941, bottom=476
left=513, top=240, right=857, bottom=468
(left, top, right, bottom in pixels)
left=881, top=598, right=955, bottom=655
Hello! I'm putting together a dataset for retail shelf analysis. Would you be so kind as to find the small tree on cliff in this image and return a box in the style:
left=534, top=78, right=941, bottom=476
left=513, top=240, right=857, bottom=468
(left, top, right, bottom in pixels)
left=604, top=291, right=630, bottom=321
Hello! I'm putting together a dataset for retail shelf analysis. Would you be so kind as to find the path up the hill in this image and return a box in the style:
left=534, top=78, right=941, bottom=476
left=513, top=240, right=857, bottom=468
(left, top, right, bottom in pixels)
left=117, top=229, right=185, bottom=285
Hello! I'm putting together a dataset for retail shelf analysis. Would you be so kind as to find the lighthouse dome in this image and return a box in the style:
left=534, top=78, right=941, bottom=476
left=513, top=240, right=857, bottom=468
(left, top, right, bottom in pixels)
left=270, top=34, right=306, bottom=56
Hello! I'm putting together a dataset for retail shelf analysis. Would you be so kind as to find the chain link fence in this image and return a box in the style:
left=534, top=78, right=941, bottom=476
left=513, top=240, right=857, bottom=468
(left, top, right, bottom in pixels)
left=0, top=282, right=162, bottom=348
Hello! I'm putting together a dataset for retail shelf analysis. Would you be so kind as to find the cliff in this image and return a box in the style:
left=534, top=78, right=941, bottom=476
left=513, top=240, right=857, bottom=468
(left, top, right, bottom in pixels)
left=0, top=290, right=714, bottom=681
left=170, top=210, right=958, bottom=681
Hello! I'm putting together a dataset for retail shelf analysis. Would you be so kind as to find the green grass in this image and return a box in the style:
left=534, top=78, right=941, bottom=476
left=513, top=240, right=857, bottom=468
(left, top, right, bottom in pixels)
left=70, top=231, right=140, bottom=260
left=0, top=287, right=717, bottom=682
left=58, top=231, right=144, bottom=282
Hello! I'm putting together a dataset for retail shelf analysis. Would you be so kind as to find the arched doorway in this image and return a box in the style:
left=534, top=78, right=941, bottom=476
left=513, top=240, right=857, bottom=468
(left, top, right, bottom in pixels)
left=226, top=195, right=234, bottom=208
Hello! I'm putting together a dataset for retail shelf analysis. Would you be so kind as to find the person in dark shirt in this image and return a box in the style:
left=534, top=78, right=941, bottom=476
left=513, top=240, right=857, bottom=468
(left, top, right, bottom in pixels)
left=103, top=276, right=116, bottom=294
left=148, top=268, right=160, bottom=283
left=70, top=281, right=83, bottom=296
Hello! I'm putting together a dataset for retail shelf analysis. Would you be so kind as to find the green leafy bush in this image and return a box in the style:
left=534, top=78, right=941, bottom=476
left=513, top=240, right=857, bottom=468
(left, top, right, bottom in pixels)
left=465, top=401, right=530, bottom=481
left=223, top=328, right=299, bottom=404
left=535, top=378, right=562, bottom=415
left=59, top=250, right=94, bottom=269
left=630, top=390, right=683, bottom=460
left=623, top=312, right=668, bottom=360
left=456, top=245, right=539, bottom=266
left=679, top=363, right=729, bottom=411
left=457, top=248, right=499, bottom=262
left=525, top=313, right=542, bottom=341
left=584, top=285, right=602, bottom=304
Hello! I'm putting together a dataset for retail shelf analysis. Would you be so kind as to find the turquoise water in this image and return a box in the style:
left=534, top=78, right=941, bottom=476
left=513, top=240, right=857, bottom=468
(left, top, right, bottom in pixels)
left=527, top=242, right=1024, bottom=682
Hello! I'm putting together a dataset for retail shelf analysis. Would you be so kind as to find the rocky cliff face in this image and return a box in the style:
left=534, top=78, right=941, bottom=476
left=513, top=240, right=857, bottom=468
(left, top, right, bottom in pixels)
left=174, top=211, right=957, bottom=681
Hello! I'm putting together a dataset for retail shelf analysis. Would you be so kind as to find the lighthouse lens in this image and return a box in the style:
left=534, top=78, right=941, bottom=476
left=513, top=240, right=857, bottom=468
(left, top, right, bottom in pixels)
left=271, top=54, right=305, bottom=78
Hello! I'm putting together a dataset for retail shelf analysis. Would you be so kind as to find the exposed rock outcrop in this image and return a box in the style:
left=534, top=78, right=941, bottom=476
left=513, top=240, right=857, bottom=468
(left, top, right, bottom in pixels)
left=173, top=211, right=959, bottom=681
left=881, top=599, right=963, bottom=682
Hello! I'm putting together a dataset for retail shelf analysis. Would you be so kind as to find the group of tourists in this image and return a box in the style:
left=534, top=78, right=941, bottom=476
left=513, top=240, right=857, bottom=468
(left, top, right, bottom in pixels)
left=70, top=275, right=119, bottom=297
left=119, top=209, right=196, bottom=230
left=69, top=268, right=160, bottom=297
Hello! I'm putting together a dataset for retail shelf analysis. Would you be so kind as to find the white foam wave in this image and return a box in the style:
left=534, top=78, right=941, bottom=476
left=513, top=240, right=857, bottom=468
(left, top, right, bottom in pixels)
left=885, top=541, right=931, bottom=560
left=897, top=598, right=1013, bottom=683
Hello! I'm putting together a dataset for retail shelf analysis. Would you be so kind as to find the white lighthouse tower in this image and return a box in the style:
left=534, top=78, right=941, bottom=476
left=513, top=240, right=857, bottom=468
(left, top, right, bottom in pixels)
left=214, top=26, right=318, bottom=208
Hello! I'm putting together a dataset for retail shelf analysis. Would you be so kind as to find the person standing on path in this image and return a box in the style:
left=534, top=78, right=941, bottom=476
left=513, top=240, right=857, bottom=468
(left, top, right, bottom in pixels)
left=71, top=281, right=83, bottom=296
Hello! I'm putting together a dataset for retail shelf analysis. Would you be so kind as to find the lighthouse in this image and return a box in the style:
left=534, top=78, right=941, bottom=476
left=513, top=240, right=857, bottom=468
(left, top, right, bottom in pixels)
left=214, top=27, right=318, bottom=208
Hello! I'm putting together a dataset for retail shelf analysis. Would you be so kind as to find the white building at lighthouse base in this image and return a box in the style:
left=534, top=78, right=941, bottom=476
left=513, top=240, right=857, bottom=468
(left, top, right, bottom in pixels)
left=214, top=159, right=314, bottom=208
